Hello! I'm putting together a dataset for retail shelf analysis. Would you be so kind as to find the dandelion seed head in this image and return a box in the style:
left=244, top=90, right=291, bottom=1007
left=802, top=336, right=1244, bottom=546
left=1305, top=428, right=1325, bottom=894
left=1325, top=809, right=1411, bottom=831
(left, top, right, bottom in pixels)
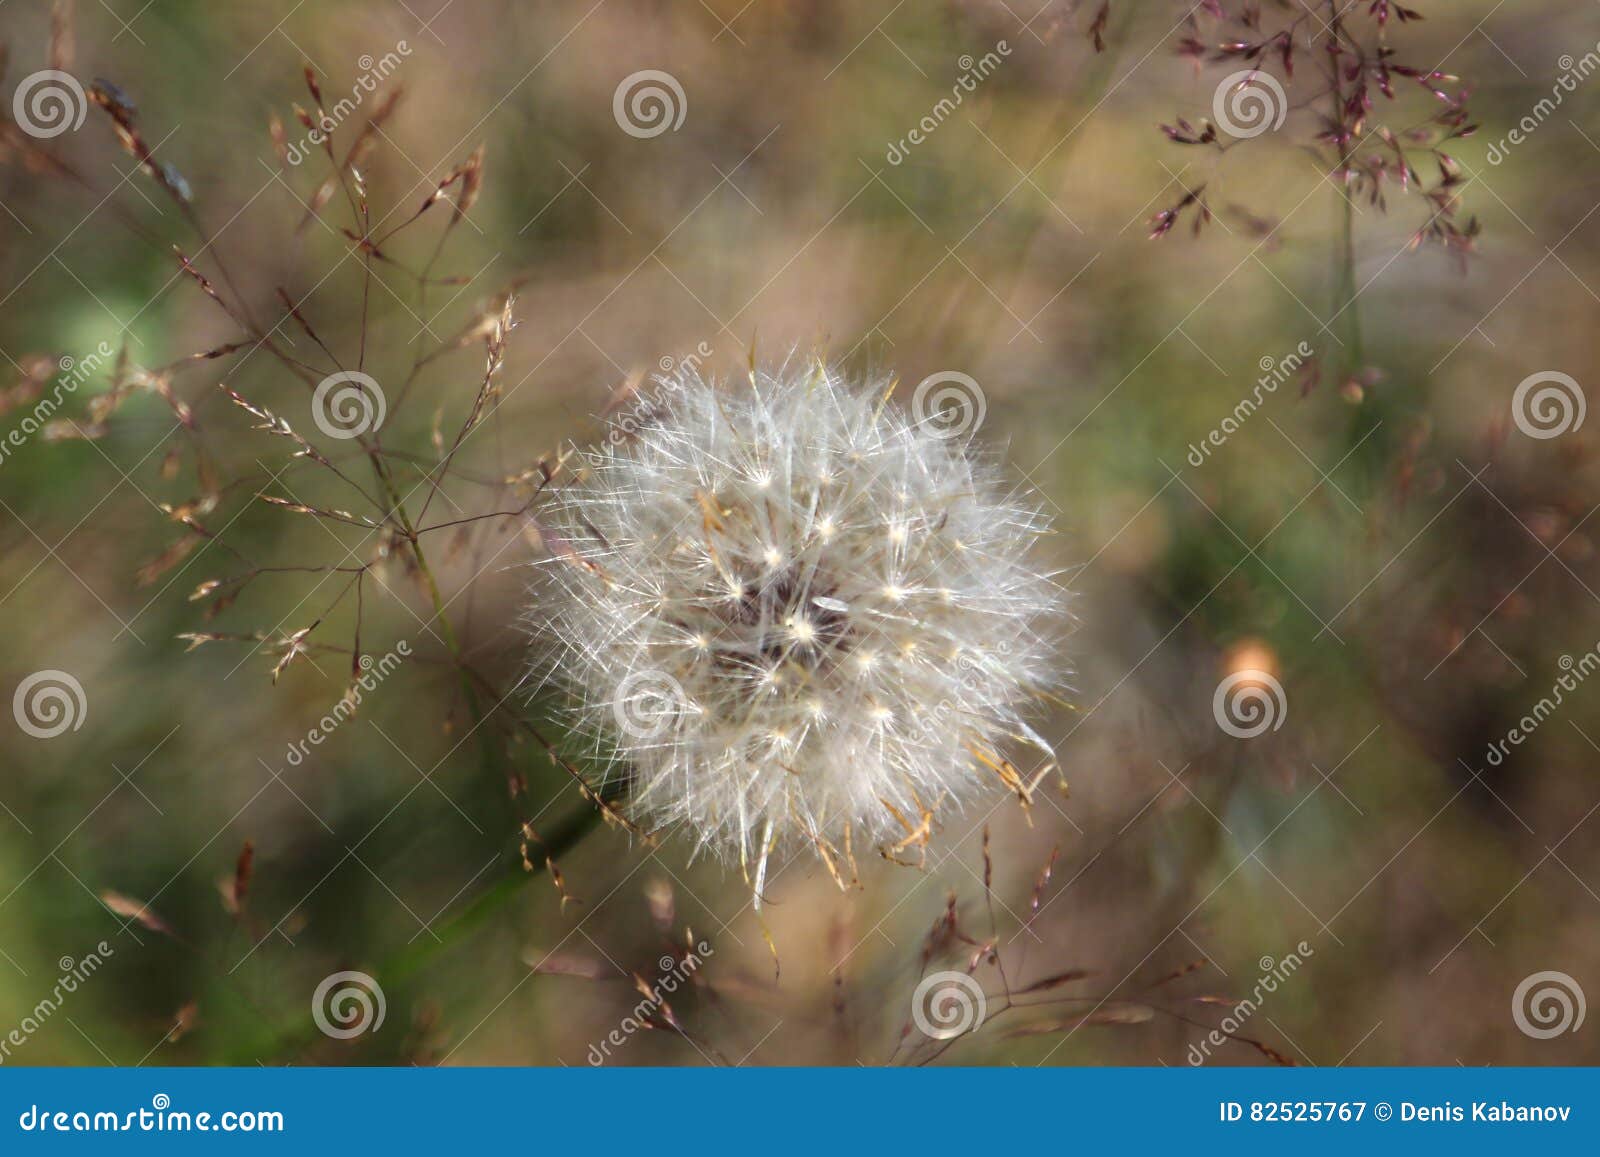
left=528, top=360, right=1068, bottom=869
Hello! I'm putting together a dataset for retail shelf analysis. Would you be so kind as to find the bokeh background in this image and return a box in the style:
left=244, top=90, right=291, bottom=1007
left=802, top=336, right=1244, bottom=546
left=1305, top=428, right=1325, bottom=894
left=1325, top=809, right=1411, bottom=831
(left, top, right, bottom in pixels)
left=2, top=0, right=1599, bottom=1066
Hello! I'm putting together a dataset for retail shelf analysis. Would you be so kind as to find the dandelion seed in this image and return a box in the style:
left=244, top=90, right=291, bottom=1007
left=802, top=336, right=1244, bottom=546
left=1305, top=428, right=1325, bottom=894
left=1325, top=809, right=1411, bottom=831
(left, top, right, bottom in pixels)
left=527, top=360, right=1068, bottom=877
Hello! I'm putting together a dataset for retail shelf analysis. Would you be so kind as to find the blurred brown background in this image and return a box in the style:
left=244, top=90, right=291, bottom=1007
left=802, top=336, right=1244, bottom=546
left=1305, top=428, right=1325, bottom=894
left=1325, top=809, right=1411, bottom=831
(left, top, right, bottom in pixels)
left=1, top=0, right=1599, bottom=1065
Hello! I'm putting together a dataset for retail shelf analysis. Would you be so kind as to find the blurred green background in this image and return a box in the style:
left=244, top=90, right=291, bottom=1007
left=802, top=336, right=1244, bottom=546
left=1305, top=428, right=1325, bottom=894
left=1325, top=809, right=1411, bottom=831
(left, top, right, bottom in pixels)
left=2, top=0, right=1599, bottom=1065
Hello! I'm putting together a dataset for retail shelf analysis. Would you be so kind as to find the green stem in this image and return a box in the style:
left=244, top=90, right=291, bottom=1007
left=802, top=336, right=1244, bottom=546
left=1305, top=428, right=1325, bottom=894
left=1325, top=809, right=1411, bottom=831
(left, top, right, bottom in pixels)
left=218, top=450, right=612, bottom=1063
left=217, top=803, right=606, bottom=1064
left=225, top=454, right=611, bottom=1062
left=1336, top=172, right=1364, bottom=378
left=385, top=800, right=608, bottom=986
left=1328, top=0, right=1365, bottom=381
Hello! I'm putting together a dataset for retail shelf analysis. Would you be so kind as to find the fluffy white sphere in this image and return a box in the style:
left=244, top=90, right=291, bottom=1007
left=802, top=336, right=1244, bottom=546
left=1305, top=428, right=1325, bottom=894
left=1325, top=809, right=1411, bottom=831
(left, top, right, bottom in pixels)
left=528, top=361, right=1066, bottom=877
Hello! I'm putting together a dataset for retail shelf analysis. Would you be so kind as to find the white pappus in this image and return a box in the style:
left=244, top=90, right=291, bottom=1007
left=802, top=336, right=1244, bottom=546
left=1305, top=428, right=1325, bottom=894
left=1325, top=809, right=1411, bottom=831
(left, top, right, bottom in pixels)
left=527, top=359, right=1068, bottom=892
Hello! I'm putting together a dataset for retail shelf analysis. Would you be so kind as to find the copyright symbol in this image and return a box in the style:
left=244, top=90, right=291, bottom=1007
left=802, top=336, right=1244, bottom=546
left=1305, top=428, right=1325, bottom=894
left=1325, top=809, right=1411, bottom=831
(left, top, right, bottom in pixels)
left=1375, top=1102, right=1392, bottom=1121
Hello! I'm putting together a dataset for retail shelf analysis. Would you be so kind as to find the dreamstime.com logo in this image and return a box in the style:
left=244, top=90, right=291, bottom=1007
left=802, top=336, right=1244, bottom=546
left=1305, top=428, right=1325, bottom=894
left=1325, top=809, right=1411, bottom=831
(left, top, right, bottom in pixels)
left=1486, top=43, right=1600, bottom=165
left=658, top=340, right=713, bottom=378
left=912, top=372, right=986, bottom=440
left=911, top=971, right=986, bottom=1040
left=0, top=942, right=114, bottom=1065
left=884, top=41, right=1011, bottom=164
left=586, top=943, right=714, bottom=1064
left=613, top=70, right=686, bottom=138
left=12, top=669, right=87, bottom=740
left=311, top=370, right=386, bottom=439
left=1212, top=69, right=1288, bottom=139
left=904, top=643, right=1012, bottom=745
left=282, top=43, right=412, bottom=165
left=1512, top=370, right=1585, bottom=439
left=0, top=341, right=117, bottom=470
left=284, top=641, right=410, bottom=766
left=592, top=342, right=713, bottom=454
left=1187, top=340, right=1314, bottom=465
left=1484, top=646, right=1600, bottom=767
left=17, top=1095, right=283, bottom=1134
left=12, top=70, right=87, bottom=139
left=311, top=970, right=386, bottom=1039
left=1513, top=971, right=1586, bottom=1040
left=1212, top=669, right=1287, bottom=738
left=1187, top=943, right=1313, bottom=1065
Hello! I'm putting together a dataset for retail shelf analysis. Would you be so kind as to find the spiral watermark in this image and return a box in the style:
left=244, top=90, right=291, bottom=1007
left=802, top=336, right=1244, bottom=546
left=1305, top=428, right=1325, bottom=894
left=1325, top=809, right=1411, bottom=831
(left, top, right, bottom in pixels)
left=613, top=70, right=687, bottom=139
left=311, top=970, right=386, bottom=1039
left=1512, top=970, right=1586, bottom=1039
left=12, top=70, right=88, bottom=139
left=311, top=370, right=386, bottom=440
left=912, top=371, right=986, bottom=440
left=13, top=669, right=87, bottom=740
left=911, top=970, right=986, bottom=1040
left=1511, top=370, right=1585, bottom=439
left=1211, top=70, right=1288, bottom=139
left=613, top=669, right=690, bottom=740
left=1212, top=669, right=1287, bottom=739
